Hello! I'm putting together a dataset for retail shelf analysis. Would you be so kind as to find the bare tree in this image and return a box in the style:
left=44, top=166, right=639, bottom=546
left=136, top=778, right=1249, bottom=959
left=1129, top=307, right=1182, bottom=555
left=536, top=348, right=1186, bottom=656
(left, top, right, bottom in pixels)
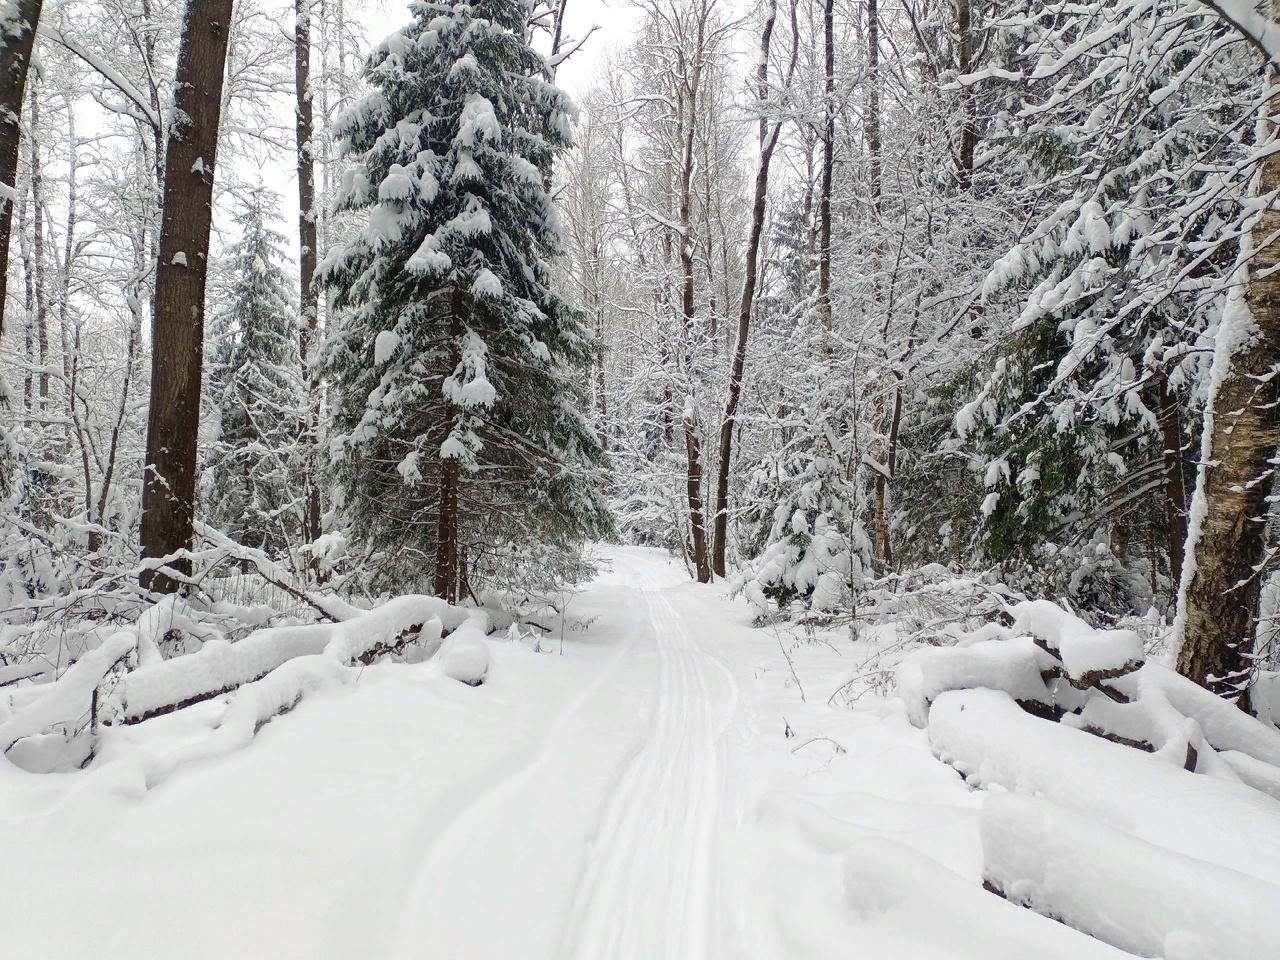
left=710, top=0, right=798, bottom=577
left=295, top=0, right=323, bottom=549
left=817, top=0, right=834, bottom=332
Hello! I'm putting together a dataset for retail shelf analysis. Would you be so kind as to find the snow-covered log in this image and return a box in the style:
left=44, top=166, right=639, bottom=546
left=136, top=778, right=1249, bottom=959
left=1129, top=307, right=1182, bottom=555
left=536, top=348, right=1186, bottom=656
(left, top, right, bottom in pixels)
left=0, top=632, right=135, bottom=753
left=897, top=635, right=1063, bottom=727
left=120, top=595, right=463, bottom=723
left=439, top=613, right=492, bottom=686
left=929, top=688, right=1280, bottom=885
left=981, top=793, right=1280, bottom=960
left=898, top=598, right=1280, bottom=768
left=841, top=837, right=1131, bottom=959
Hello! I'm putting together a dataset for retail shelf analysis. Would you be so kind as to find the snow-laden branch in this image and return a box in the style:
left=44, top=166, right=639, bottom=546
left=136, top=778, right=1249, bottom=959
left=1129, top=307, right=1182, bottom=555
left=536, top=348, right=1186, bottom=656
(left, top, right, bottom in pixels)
left=1201, top=0, right=1280, bottom=68
left=45, top=26, right=162, bottom=132
left=548, top=24, right=600, bottom=69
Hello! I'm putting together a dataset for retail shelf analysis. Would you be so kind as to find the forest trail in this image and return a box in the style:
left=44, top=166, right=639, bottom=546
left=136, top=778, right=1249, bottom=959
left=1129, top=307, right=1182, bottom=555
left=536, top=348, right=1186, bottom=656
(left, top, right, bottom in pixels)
left=392, top=545, right=741, bottom=959
left=0, top=546, right=1159, bottom=960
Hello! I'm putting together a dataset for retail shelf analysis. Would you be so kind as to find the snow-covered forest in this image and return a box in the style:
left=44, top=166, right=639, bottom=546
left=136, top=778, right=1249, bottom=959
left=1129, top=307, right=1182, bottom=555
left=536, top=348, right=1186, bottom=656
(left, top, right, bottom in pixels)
left=2, top=0, right=1280, bottom=955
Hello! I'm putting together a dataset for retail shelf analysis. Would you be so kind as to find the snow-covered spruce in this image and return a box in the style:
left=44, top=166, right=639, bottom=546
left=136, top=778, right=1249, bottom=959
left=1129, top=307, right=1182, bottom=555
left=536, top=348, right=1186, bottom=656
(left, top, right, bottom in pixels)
left=319, top=0, right=610, bottom=596
left=203, top=188, right=307, bottom=558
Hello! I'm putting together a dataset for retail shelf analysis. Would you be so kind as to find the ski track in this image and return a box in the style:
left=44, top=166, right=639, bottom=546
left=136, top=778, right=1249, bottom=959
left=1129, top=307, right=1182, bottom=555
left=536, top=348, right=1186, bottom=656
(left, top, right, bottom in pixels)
left=392, top=550, right=740, bottom=960
left=559, top=576, right=737, bottom=960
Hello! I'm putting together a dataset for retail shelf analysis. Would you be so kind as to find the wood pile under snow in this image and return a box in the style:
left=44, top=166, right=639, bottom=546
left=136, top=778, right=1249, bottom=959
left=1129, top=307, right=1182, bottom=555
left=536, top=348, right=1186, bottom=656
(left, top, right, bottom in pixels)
left=897, top=600, right=1280, bottom=960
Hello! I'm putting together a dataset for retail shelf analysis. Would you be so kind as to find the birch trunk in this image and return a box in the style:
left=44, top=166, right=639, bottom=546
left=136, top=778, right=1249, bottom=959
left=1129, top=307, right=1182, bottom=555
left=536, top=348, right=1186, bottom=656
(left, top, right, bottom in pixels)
left=1176, top=39, right=1280, bottom=707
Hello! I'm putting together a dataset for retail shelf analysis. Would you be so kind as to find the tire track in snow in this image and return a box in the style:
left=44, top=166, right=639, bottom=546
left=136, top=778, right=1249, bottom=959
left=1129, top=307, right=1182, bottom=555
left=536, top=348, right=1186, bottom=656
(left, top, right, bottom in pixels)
left=560, top=586, right=737, bottom=960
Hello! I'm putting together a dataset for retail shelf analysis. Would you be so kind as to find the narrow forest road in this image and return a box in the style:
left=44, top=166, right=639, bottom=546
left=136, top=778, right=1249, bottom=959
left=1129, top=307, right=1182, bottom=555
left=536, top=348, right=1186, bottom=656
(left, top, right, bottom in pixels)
left=3, top=545, right=1079, bottom=960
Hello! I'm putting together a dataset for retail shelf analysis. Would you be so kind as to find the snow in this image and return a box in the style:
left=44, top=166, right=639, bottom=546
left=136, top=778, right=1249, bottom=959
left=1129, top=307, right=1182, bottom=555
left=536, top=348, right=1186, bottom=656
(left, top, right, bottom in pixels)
left=896, top=635, right=1052, bottom=727
left=471, top=267, right=502, bottom=299
left=840, top=836, right=1130, bottom=959
left=440, top=616, right=491, bottom=686
left=0, top=631, right=133, bottom=753
left=374, top=328, right=401, bottom=365
left=982, top=792, right=1280, bottom=960
left=1010, top=598, right=1144, bottom=680
left=928, top=687, right=1280, bottom=884
left=0, top=548, right=1267, bottom=959
left=172, top=251, right=188, bottom=266
left=120, top=595, right=461, bottom=723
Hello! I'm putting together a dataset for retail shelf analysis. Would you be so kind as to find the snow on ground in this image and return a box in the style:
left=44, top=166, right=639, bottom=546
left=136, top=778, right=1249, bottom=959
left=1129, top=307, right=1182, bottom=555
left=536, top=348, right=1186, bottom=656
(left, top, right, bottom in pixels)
left=1, top=544, right=1240, bottom=958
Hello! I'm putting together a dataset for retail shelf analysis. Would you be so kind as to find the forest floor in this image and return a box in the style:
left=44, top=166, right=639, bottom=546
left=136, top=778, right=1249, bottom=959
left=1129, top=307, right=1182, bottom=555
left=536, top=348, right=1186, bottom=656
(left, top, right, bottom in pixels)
left=0, top=545, right=1132, bottom=959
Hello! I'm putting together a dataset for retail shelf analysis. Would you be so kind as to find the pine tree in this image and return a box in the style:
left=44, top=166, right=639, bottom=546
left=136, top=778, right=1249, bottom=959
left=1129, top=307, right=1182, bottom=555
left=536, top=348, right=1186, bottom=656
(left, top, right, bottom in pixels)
left=204, top=189, right=306, bottom=557
left=319, top=0, right=610, bottom=599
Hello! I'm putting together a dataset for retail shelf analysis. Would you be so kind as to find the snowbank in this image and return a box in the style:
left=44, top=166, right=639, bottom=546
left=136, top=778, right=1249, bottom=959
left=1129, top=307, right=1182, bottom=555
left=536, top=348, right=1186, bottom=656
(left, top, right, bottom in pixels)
left=982, top=792, right=1280, bottom=960
left=842, top=837, right=1130, bottom=959
left=896, top=635, right=1056, bottom=727
left=439, top=614, right=492, bottom=686
left=929, top=688, right=1280, bottom=885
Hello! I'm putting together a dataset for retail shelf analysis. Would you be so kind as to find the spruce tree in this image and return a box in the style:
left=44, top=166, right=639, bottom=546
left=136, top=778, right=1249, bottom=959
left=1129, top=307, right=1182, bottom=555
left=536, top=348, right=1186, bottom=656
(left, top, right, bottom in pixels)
left=204, top=189, right=306, bottom=557
left=319, top=0, right=610, bottom=599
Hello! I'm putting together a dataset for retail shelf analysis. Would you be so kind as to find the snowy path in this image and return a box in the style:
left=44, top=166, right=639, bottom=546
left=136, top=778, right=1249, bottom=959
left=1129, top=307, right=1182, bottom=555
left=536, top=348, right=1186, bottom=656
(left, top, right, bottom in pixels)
left=0, top=545, right=1139, bottom=959
left=560, top=587, right=737, bottom=959
left=391, top=547, right=738, bottom=960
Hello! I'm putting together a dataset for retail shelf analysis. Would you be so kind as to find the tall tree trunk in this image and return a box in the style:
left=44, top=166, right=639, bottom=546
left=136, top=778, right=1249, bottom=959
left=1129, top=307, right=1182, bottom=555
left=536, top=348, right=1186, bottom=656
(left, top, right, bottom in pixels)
left=295, top=0, right=323, bottom=550
left=139, top=0, right=236, bottom=593
left=866, top=0, right=881, bottom=202
left=872, top=381, right=901, bottom=566
left=711, top=0, right=791, bottom=577
left=677, top=22, right=709, bottom=582
left=684, top=406, right=711, bottom=583
left=818, top=0, right=835, bottom=332
left=0, top=0, right=41, bottom=340
left=1176, top=55, right=1280, bottom=707
left=18, top=173, right=33, bottom=411
left=1159, top=375, right=1188, bottom=589
left=956, top=0, right=976, bottom=189
left=29, top=87, right=47, bottom=408
left=433, top=288, right=464, bottom=602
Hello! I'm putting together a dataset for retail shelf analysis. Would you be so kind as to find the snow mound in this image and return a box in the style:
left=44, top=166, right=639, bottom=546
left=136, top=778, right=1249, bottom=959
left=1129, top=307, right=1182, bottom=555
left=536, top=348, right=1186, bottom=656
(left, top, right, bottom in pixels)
left=842, top=837, right=1130, bottom=958
left=981, top=792, right=1280, bottom=960
left=441, top=615, right=491, bottom=686
left=929, top=688, right=1280, bottom=885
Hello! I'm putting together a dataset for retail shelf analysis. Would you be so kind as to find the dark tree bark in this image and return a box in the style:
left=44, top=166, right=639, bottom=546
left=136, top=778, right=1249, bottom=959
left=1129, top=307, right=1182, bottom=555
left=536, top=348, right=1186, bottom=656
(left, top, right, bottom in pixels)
left=675, top=13, right=711, bottom=582
left=817, top=0, right=835, bottom=332
left=956, top=0, right=976, bottom=189
left=28, top=85, right=48, bottom=407
left=872, top=382, right=901, bottom=566
left=139, top=0, right=237, bottom=593
left=866, top=0, right=881, bottom=202
left=0, top=0, right=42, bottom=340
left=433, top=289, right=464, bottom=602
left=710, top=0, right=797, bottom=577
left=1177, top=61, right=1280, bottom=708
left=295, top=0, right=323, bottom=548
